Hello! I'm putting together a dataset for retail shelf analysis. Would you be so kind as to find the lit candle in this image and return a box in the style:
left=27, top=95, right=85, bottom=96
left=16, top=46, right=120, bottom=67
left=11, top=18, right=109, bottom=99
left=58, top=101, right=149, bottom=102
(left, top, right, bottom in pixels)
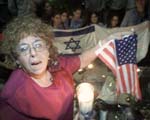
left=76, top=83, right=94, bottom=114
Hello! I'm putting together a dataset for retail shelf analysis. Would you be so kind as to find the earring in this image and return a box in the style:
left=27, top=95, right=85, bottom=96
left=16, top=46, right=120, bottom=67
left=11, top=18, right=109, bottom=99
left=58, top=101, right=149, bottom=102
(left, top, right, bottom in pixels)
left=18, top=64, right=22, bottom=68
left=48, top=57, right=58, bottom=66
left=52, top=60, right=58, bottom=66
left=16, top=60, right=22, bottom=68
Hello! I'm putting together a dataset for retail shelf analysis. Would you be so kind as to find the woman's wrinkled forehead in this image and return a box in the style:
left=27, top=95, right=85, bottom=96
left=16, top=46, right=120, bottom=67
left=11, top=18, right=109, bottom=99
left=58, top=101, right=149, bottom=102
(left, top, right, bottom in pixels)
left=18, top=35, right=41, bottom=43
left=18, top=33, right=49, bottom=44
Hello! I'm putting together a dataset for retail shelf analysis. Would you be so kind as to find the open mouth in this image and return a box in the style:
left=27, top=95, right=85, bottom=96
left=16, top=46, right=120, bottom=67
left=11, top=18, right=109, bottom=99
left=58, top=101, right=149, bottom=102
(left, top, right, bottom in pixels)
left=31, top=61, right=42, bottom=65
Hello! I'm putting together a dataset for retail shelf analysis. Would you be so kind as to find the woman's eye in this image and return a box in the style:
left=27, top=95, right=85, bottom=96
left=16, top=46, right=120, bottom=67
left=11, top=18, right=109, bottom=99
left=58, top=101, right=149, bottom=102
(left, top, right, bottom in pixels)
left=19, top=45, right=29, bottom=52
left=34, top=43, right=43, bottom=48
left=34, top=40, right=46, bottom=48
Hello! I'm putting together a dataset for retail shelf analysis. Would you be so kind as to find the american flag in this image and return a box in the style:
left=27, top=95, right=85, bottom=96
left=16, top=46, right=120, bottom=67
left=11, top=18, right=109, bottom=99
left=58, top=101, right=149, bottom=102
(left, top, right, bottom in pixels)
left=95, top=34, right=142, bottom=100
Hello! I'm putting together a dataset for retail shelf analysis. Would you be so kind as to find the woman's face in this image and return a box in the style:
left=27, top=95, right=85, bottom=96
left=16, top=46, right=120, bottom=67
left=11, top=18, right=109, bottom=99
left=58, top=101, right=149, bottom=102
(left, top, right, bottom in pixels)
left=61, top=12, right=68, bottom=22
left=73, top=9, right=81, bottom=19
left=16, top=36, right=49, bottom=76
left=91, top=13, right=98, bottom=24
left=111, top=16, right=119, bottom=27
left=52, top=14, right=61, bottom=26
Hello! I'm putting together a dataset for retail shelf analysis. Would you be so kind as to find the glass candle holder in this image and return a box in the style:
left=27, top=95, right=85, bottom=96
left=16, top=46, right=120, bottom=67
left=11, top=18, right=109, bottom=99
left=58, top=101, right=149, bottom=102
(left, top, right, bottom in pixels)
left=76, top=82, right=94, bottom=115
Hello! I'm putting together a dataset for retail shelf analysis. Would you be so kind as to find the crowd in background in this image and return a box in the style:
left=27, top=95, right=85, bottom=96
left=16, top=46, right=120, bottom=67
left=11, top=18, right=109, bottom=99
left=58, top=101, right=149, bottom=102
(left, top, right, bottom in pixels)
left=32, top=0, right=150, bottom=29
left=0, top=0, right=150, bottom=32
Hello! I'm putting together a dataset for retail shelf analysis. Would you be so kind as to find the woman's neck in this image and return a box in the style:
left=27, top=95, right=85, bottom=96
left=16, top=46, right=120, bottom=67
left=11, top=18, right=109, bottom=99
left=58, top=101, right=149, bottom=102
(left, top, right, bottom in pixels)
left=30, top=71, right=53, bottom=87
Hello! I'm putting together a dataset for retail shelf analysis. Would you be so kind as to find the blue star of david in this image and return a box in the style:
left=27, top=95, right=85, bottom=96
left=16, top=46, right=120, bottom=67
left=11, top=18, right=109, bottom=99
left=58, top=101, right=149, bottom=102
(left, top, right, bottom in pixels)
left=64, top=38, right=81, bottom=52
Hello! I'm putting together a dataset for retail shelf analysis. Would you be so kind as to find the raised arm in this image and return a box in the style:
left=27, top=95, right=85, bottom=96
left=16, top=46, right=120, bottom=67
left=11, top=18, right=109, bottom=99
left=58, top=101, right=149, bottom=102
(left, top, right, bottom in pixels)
left=79, top=44, right=99, bottom=69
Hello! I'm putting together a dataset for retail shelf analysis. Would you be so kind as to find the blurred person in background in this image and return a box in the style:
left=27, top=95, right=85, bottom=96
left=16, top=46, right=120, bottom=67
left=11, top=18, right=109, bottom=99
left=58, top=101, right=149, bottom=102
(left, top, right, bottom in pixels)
left=60, top=10, right=70, bottom=29
left=34, top=0, right=53, bottom=25
left=70, top=7, right=83, bottom=29
left=121, top=0, right=147, bottom=27
left=107, top=14, right=120, bottom=28
left=51, top=10, right=63, bottom=29
left=84, top=11, right=105, bottom=27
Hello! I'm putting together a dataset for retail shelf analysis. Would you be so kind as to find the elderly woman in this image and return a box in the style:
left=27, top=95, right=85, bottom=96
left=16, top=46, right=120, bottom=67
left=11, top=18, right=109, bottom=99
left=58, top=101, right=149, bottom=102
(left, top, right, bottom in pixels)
left=0, top=15, right=99, bottom=120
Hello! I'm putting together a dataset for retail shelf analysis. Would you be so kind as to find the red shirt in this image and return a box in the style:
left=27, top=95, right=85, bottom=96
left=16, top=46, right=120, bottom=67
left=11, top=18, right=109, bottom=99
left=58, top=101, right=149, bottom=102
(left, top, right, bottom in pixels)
left=0, top=56, right=80, bottom=120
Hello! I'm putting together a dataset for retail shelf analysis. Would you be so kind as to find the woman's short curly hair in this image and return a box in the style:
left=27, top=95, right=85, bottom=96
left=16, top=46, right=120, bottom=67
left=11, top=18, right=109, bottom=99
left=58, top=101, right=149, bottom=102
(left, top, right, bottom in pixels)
left=1, top=14, right=58, bottom=68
